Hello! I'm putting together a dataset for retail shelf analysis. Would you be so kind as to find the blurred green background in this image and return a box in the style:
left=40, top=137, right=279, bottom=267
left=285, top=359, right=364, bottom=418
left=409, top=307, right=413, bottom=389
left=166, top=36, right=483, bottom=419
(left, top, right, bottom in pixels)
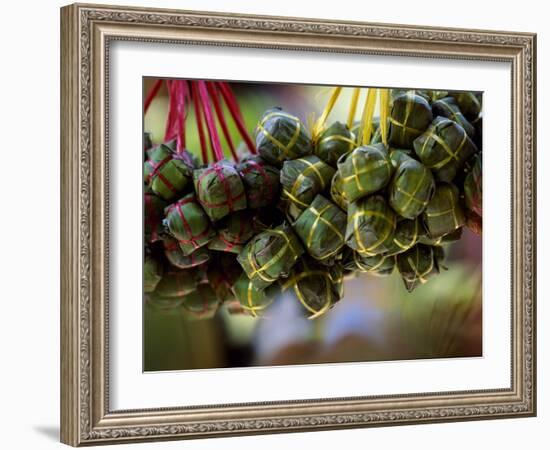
left=143, top=79, right=482, bottom=372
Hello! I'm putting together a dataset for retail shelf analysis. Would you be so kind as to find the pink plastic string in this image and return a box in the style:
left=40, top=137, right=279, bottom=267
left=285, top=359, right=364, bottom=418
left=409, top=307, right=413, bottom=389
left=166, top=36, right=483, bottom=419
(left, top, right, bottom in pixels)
left=197, top=81, right=224, bottom=162
left=207, top=83, right=239, bottom=162
left=191, top=82, right=209, bottom=164
left=144, top=79, right=163, bottom=115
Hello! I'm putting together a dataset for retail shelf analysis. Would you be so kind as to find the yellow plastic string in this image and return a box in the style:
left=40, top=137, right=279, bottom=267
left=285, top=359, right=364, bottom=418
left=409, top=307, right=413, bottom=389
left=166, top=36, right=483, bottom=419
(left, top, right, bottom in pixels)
left=358, top=89, right=378, bottom=146
left=347, top=87, right=361, bottom=129
left=312, top=86, right=342, bottom=142
left=379, top=88, right=390, bottom=146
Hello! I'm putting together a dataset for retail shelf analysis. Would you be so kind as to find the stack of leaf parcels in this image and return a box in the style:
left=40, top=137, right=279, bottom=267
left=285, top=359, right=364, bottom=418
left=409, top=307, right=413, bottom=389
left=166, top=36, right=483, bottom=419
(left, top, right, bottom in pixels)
left=144, top=92, right=482, bottom=320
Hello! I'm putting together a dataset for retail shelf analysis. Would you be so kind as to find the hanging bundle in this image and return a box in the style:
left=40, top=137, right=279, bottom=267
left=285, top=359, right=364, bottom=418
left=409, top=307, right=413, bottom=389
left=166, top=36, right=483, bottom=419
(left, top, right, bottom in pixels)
left=431, top=97, right=475, bottom=137
left=342, top=249, right=395, bottom=276
left=207, top=210, right=256, bottom=254
left=423, top=183, right=465, bottom=238
left=396, top=244, right=445, bottom=292
left=388, top=156, right=435, bottom=219
left=281, top=258, right=344, bottom=319
left=237, top=224, right=304, bottom=290
left=449, top=91, right=482, bottom=120
left=231, top=273, right=282, bottom=317
left=144, top=143, right=193, bottom=201
left=293, top=194, right=347, bottom=262
left=413, top=117, right=478, bottom=182
left=314, top=121, right=355, bottom=167
left=255, top=107, right=313, bottom=166
left=236, top=155, right=280, bottom=209
left=163, top=193, right=216, bottom=255
left=280, top=155, right=335, bottom=220
left=337, top=144, right=394, bottom=203
left=346, top=194, right=396, bottom=256
left=162, top=236, right=210, bottom=269
left=389, top=91, right=433, bottom=148
left=193, top=160, right=247, bottom=222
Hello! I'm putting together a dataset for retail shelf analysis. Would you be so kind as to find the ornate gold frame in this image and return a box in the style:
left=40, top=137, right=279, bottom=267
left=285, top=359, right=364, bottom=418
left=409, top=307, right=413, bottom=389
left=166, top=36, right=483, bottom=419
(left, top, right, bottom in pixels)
left=60, top=3, right=536, bottom=446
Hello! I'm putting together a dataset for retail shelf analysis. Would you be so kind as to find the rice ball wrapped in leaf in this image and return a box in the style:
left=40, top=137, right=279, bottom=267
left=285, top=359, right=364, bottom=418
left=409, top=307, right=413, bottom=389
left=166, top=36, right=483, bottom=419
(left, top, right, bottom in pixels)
left=423, top=183, right=465, bottom=239
left=315, top=121, right=355, bottom=167
left=237, top=224, right=304, bottom=290
left=144, top=256, right=163, bottom=293
left=346, top=194, right=396, bottom=256
left=208, top=210, right=256, bottom=254
left=193, top=160, right=247, bottom=221
left=181, top=283, right=221, bottom=320
left=231, top=273, right=281, bottom=317
left=389, top=148, right=414, bottom=169
left=330, top=171, right=349, bottom=211
left=463, top=153, right=482, bottom=217
left=389, top=157, right=435, bottom=219
left=236, top=155, right=280, bottom=209
left=164, top=194, right=215, bottom=256
left=432, top=97, right=475, bottom=137
left=384, top=218, right=421, bottom=256
left=342, top=248, right=395, bottom=276
left=293, top=195, right=347, bottom=262
left=418, top=225, right=463, bottom=246
left=144, top=192, right=167, bottom=243
left=396, top=244, right=445, bottom=292
left=154, top=269, right=199, bottom=298
left=280, top=155, right=335, bottom=220
left=391, top=89, right=432, bottom=103
left=389, top=92, right=433, bottom=148
left=144, top=143, right=193, bottom=201
left=163, top=236, right=210, bottom=269
left=281, top=258, right=344, bottom=319
left=413, top=117, right=478, bottom=182
left=337, top=144, right=393, bottom=203
left=448, top=91, right=482, bottom=120
left=255, top=107, right=313, bottom=166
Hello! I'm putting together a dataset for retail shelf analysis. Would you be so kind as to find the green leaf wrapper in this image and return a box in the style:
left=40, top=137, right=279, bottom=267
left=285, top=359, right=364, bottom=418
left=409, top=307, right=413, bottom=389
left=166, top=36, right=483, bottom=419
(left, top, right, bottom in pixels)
left=193, top=160, right=247, bottom=222
left=330, top=171, right=349, bottom=211
left=144, top=256, right=163, bottom=293
left=144, top=193, right=167, bottom=243
left=208, top=210, right=256, bottom=254
left=280, top=155, right=335, bottom=220
left=236, top=155, right=280, bottom=209
left=315, top=121, right=355, bottom=167
left=237, top=224, right=305, bottom=290
left=389, top=148, right=414, bottom=169
left=342, top=248, right=395, bottom=276
left=396, top=244, right=445, bottom=292
left=423, top=183, right=465, bottom=239
left=346, top=194, right=396, bottom=256
left=384, top=218, right=421, bottom=255
left=418, top=226, right=463, bottom=246
left=231, top=273, right=281, bottom=317
left=389, top=92, right=433, bottom=148
left=432, top=97, right=475, bottom=138
left=449, top=91, right=482, bottom=120
left=164, top=193, right=216, bottom=256
left=464, top=153, right=482, bottom=217
left=162, top=236, right=210, bottom=269
left=281, top=258, right=344, bottom=319
left=144, top=143, right=193, bottom=201
left=293, top=194, right=347, bottom=262
left=337, top=144, right=393, bottom=203
left=413, top=117, right=478, bottom=182
left=181, top=283, right=221, bottom=320
left=255, top=107, right=313, bottom=166
left=389, top=157, right=435, bottom=219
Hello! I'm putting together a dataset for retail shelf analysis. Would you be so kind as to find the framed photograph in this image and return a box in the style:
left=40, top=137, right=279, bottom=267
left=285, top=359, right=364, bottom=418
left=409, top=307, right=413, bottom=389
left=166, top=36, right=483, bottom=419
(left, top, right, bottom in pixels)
left=60, top=3, right=536, bottom=446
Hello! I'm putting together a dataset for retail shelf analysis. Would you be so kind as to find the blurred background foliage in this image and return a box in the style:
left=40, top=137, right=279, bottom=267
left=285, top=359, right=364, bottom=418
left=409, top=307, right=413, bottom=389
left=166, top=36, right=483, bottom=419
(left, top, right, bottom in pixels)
left=143, top=79, right=482, bottom=372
